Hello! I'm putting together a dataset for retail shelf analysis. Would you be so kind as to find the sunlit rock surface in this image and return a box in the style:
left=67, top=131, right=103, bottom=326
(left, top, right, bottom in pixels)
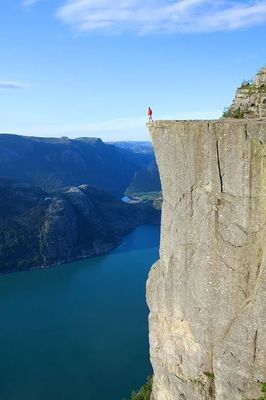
left=147, top=119, right=266, bottom=400
left=225, top=66, right=266, bottom=119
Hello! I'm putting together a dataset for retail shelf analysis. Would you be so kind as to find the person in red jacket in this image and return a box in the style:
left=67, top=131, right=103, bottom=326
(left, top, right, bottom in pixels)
left=147, top=106, right=153, bottom=122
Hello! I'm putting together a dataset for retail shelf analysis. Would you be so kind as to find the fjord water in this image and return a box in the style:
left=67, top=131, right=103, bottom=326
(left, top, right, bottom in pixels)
left=0, top=225, right=160, bottom=400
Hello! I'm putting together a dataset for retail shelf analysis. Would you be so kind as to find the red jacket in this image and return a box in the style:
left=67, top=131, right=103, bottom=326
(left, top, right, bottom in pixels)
left=147, top=108, right=153, bottom=116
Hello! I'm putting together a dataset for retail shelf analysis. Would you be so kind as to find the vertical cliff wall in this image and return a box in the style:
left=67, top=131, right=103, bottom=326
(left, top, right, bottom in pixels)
left=147, top=120, right=266, bottom=400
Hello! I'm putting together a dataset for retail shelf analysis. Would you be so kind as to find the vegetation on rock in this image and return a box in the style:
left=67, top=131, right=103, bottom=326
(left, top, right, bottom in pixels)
left=222, top=65, right=266, bottom=119
left=260, top=383, right=266, bottom=400
left=222, top=107, right=245, bottom=118
left=124, top=376, right=152, bottom=400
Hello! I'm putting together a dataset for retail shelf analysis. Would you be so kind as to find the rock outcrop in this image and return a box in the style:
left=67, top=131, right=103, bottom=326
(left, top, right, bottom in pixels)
left=147, top=119, right=266, bottom=399
left=224, top=66, right=266, bottom=119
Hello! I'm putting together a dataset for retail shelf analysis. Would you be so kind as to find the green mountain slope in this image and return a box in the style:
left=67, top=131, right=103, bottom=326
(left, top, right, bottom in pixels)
left=0, top=178, right=160, bottom=273
left=0, top=134, right=161, bottom=196
left=0, top=135, right=142, bottom=196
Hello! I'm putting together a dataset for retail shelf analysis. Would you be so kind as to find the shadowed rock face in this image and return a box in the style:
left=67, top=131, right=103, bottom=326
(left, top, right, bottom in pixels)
left=147, top=120, right=266, bottom=400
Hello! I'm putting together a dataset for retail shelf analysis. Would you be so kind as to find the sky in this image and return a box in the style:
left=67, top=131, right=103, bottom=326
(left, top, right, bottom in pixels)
left=0, top=1, right=265, bottom=141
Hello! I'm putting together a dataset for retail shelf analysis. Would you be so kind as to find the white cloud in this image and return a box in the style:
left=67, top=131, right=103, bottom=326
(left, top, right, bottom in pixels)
left=55, top=0, right=266, bottom=34
left=0, top=81, right=28, bottom=89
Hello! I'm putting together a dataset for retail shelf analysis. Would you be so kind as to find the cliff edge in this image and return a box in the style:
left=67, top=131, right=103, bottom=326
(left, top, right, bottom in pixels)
left=147, top=119, right=266, bottom=399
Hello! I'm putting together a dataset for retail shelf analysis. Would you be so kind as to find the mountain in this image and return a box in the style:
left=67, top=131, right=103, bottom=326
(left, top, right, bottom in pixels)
left=0, top=135, right=149, bottom=196
left=0, top=134, right=161, bottom=197
left=109, top=141, right=161, bottom=194
left=125, top=160, right=161, bottom=194
left=107, top=141, right=154, bottom=155
left=0, top=178, right=160, bottom=274
left=0, top=135, right=162, bottom=273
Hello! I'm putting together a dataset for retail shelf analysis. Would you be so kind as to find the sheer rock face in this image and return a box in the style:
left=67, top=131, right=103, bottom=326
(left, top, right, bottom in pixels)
left=147, top=120, right=266, bottom=400
left=225, top=66, right=266, bottom=118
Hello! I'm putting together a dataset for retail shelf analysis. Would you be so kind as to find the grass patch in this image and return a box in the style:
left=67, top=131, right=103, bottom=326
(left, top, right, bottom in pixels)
left=190, top=378, right=204, bottom=387
left=260, top=383, right=266, bottom=400
left=124, top=376, right=153, bottom=400
left=223, top=107, right=245, bottom=119
left=203, top=372, right=215, bottom=381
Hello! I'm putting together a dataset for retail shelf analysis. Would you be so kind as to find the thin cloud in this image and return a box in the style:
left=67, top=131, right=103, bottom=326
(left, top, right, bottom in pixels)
left=22, top=0, right=41, bottom=6
left=7, top=111, right=220, bottom=141
left=29, top=111, right=221, bottom=135
left=0, top=81, right=28, bottom=89
left=56, top=0, right=266, bottom=34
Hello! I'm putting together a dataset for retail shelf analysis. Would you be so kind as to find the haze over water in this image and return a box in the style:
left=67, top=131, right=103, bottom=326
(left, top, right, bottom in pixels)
left=0, top=225, right=160, bottom=400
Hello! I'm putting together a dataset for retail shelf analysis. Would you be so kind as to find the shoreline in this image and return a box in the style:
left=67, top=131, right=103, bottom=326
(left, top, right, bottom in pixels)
left=0, top=222, right=160, bottom=276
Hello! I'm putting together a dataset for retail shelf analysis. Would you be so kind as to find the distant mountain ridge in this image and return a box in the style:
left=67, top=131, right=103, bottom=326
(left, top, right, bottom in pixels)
left=107, top=141, right=154, bottom=154
left=110, top=141, right=161, bottom=194
left=126, top=160, right=161, bottom=194
left=0, top=134, right=161, bottom=196
left=0, top=135, right=161, bottom=272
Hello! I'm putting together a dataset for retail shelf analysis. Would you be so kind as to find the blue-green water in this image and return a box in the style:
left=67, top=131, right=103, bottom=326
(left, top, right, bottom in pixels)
left=0, top=225, right=160, bottom=400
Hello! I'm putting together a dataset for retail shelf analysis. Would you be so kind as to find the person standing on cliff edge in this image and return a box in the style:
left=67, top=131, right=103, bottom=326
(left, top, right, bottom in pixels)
left=147, top=107, right=153, bottom=122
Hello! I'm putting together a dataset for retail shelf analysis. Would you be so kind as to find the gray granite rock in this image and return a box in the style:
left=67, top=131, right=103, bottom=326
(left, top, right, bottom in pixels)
left=224, top=66, right=266, bottom=119
left=147, top=120, right=266, bottom=400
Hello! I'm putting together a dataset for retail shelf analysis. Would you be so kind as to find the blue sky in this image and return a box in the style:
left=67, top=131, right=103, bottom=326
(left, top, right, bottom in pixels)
left=0, top=0, right=265, bottom=141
